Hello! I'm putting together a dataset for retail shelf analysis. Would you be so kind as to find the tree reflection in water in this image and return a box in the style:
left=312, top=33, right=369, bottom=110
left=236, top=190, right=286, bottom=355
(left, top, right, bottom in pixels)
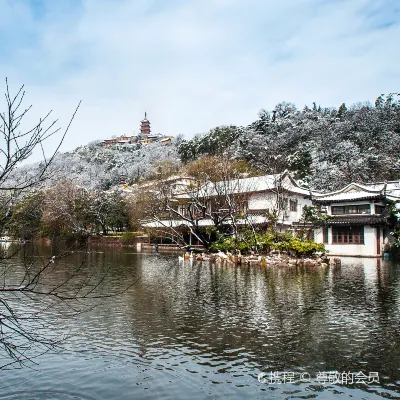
left=1, top=247, right=400, bottom=399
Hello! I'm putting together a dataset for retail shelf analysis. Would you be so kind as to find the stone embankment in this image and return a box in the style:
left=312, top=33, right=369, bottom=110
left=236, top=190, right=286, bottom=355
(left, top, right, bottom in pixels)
left=88, top=235, right=149, bottom=247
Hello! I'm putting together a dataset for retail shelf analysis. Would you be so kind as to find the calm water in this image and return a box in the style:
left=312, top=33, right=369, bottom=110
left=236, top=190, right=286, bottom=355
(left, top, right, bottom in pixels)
left=1, top=245, right=400, bottom=399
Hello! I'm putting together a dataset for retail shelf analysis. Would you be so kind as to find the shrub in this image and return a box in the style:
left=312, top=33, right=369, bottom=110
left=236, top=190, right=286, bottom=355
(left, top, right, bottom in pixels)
left=209, top=229, right=325, bottom=257
left=272, top=237, right=325, bottom=257
left=120, top=232, right=138, bottom=244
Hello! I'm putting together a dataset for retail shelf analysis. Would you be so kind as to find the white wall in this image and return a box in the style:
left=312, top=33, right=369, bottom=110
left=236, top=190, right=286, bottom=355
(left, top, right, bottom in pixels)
left=248, top=191, right=313, bottom=224
left=286, top=195, right=313, bottom=224
left=249, top=192, right=271, bottom=210
left=315, top=226, right=379, bottom=257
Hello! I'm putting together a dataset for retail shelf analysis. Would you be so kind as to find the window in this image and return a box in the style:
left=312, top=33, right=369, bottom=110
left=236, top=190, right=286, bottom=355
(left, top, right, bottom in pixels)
left=289, top=199, right=298, bottom=212
left=331, top=204, right=370, bottom=215
left=375, top=205, right=385, bottom=214
left=332, top=226, right=364, bottom=244
left=322, top=227, right=329, bottom=244
left=178, top=205, right=187, bottom=217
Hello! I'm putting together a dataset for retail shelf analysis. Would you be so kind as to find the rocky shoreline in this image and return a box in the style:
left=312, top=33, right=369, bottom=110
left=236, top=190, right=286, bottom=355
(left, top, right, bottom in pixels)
left=183, top=252, right=341, bottom=268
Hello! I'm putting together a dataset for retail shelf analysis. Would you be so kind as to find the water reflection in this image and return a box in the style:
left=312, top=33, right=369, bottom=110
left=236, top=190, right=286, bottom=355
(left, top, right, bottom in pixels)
left=1, top=246, right=400, bottom=399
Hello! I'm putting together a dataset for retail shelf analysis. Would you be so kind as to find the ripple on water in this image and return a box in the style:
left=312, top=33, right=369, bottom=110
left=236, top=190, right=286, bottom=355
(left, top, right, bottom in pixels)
left=0, top=391, right=98, bottom=400
left=2, top=253, right=400, bottom=399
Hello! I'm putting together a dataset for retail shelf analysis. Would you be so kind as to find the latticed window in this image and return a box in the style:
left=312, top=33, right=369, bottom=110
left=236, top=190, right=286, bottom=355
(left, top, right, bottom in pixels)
left=289, top=199, right=298, bottom=212
left=331, top=204, right=370, bottom=215
left=332, top=226, right=364, bottom=244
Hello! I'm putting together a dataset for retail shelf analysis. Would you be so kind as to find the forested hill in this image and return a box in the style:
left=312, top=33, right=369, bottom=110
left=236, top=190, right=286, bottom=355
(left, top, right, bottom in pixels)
left=8, top=94, right=400, bottom=192
left=9, top=141, right=181, bottom=191
left=178, top=95, right=400, bottom=191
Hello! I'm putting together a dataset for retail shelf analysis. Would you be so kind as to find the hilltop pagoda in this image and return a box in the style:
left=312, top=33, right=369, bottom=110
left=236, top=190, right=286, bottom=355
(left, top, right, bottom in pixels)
left=140, top=112, right=151, bottom=135
left=102, top=112, right=173, bottom=148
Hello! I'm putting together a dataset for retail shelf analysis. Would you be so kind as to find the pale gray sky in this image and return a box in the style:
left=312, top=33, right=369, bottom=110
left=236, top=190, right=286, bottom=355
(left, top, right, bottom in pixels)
left=0, top=0, right=399, bottom=156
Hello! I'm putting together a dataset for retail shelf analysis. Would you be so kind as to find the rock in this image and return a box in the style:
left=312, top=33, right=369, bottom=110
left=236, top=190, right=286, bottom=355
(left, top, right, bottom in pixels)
left=304, top=260, right=315, bottom=267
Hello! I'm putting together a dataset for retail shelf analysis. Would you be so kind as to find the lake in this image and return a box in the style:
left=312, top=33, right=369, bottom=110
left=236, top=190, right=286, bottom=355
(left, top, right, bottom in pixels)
left=1, top=245, right=400, bottom=399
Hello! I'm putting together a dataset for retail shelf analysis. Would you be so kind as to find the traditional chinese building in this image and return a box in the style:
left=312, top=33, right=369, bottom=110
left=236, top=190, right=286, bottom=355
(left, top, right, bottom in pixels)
left=141, top=173, right=400, bottom=256
left=141, top=171, right=315, bottom=245
left=101, top=112, right=173, bottom=147
left=312, top=181, right=400, bottom=257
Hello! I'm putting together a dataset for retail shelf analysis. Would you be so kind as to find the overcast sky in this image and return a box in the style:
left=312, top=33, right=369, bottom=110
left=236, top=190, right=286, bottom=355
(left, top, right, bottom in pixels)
left=0, top=0, right=399, bottom=155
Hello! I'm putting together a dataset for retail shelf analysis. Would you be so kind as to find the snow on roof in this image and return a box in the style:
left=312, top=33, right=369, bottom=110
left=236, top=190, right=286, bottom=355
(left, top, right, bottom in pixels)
left=313, top=182, right=383, bottom=197
left=226, top=174, right=311, bottom=194
left=176, top=171, right=311, bottom=199
left=142, top=219, right=213, bottom=228
left=138, top=176, right=196, bottom=190
left=314, top=191, right=384, bottom=202
left=313, top=181, right=400, bottom=202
